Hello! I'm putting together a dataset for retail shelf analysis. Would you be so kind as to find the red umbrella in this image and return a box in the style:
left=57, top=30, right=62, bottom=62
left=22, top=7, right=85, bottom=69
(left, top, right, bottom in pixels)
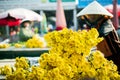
left=0, top=8, right=43, bottom=27
left=0, top=18, right=21, bottom=27
left=0, top=14, right=21, bottom=27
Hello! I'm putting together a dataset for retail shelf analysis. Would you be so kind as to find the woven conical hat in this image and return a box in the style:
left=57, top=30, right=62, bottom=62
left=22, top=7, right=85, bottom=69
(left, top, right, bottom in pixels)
left=77, top=1, right=113, bottom=18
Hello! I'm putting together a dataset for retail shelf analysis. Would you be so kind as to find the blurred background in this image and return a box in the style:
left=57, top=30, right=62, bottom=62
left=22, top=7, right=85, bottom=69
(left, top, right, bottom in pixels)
left=0, top=0, right=120, bottom=42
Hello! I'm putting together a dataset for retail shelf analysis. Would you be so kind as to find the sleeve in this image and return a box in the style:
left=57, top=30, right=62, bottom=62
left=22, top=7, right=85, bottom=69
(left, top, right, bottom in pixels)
left=98, top=19, right=114, bottom=37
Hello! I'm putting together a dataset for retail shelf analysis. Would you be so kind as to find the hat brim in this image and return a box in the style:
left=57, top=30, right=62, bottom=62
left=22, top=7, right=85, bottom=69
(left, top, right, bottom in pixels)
left=77, top=1, right=113, bottom=18
left=21, top=20, right=31, bottom=24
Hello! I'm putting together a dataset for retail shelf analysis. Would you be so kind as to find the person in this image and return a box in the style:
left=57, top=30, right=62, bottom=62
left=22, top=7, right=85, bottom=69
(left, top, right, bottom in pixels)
left=19, top=20, right=35, bottom=41
left=10, top=27, right=16, bottom=36
left=48, top=23, right=54, bottom=32
left=9, top=27, right=17, bottom=43
left=77, top=1, right=120, bottom=72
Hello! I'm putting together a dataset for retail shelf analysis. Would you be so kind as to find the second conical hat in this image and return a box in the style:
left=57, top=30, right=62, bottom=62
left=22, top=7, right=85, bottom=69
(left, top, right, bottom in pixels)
left=77, top=1, right=113, bottom=18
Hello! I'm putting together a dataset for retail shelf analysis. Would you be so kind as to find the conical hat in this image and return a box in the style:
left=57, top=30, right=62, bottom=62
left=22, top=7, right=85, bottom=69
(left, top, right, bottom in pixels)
left=77, top=1, right=113, bottom=18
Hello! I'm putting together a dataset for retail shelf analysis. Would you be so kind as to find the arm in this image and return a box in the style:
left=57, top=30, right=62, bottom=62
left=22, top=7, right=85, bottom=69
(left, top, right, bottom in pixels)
left=98, top=19, right=114, bottom=37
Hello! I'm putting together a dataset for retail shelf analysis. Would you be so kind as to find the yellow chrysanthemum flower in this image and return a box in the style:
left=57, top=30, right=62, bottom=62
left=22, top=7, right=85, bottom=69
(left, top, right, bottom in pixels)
left=5, top=28, right=120, bottom=80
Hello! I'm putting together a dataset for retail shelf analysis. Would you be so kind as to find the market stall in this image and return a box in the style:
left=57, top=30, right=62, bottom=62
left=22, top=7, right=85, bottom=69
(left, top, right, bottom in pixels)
left=0, top=48, right=49, bottom=59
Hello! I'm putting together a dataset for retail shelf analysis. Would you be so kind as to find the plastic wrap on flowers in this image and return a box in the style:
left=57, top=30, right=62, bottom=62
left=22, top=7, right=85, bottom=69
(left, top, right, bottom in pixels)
left=5, top=28, right=120, bottom=80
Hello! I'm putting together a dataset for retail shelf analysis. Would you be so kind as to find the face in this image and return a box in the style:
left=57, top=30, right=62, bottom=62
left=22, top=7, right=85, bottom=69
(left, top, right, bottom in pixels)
left=85, top=14, right=102, bottom=22
left=24, top=22, right=30, bottom=27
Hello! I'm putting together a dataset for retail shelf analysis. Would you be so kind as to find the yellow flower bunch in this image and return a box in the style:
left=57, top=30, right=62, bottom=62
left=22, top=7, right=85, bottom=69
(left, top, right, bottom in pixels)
left=15, top=57, right=29, bottom=69
left=27, top=66, right=46, bottom=80
left=25, top=35, right=45, bottom=48
left=42, top=28, right=120, bottom=80
left=86, top=51, right=120, bottom=80
left=14, top=43, right=23, bottom=48
left=0, top=65, right=12, bottom=75
left=5, top=28, right=120, bottom=80
left=0, top=44, right=10, bottom=48
left=44, top=28, right=103, bottom=57
left=6, top=68, right=29, bottom=80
